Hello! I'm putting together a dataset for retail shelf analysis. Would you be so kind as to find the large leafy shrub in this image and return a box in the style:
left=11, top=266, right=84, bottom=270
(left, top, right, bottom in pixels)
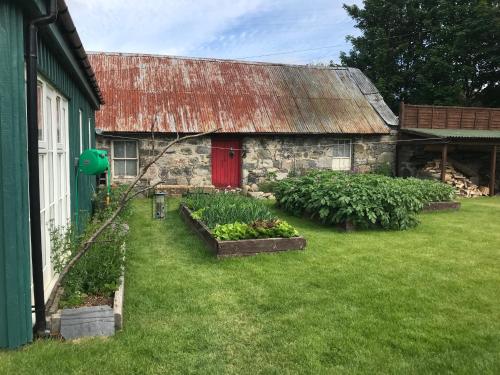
left=274, top=171, right=455, bottom=230
left=183, top=192, right=276, bottom=228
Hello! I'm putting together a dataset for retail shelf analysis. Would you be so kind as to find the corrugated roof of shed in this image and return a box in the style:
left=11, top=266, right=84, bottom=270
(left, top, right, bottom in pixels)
left=89, top=52, right=394, bottom=134
left=402, top=128, right=500, bottom=140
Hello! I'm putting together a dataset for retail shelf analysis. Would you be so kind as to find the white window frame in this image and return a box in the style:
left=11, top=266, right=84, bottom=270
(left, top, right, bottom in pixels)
left=88, top=117, right=92, bottom=149
left=331, top=139, right=352, bottom=171
left=111, top=140, right=139, bottom=178
left=36, top=76, right=71, bottom=299
left=37, top=81, right=47, bottom=149
left=79, top=109, right=83, bottom=153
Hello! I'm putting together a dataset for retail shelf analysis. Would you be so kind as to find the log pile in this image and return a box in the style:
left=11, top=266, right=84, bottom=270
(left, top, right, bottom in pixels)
left=420, top=160, right=489, bottom=197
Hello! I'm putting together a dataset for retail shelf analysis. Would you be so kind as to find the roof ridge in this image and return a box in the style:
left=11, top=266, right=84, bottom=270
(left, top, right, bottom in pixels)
left=86, top=50, right=348, bottom=70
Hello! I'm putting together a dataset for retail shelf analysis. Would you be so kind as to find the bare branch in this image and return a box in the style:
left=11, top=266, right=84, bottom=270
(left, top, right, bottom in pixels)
left=119, top=129, right=219, bottom=206
left=45, top=129, right=218, bottom=311
left=126, top=180, right=164, bottom=202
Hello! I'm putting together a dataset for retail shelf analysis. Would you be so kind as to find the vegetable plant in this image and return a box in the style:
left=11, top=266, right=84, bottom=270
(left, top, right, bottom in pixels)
left=182, top=192, right=300, bottom=240
left=274, top=171, right=455, bottom=230
left=183, top=192, right=276, bottom=228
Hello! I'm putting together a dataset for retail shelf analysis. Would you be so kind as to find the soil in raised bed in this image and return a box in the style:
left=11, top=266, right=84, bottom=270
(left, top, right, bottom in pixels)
left=80, top=295, right=113, bottom=308
left=60, top=294, right=113, bottom=309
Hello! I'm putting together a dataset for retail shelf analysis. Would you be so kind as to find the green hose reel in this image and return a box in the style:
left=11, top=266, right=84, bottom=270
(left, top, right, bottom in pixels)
left=79, top=149, right=109, bottom=175
left=75, top=149, right=111, bottom=229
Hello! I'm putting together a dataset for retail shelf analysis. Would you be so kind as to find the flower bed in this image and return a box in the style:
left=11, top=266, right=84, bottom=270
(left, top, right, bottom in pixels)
left=274, top=171, right=457, bottom=230
left=180, top=193, right=306, bottom=256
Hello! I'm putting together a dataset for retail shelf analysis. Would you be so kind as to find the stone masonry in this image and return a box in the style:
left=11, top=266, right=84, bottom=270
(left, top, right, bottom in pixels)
left=242, top=134, right=397, bottom=185
left=97, top=132, right=397, bottom=188
left=96, top=135, right=211, bottom=186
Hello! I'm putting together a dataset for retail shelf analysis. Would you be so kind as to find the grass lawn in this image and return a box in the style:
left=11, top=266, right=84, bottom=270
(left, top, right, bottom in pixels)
left=1, top=197, right=499, bottom=374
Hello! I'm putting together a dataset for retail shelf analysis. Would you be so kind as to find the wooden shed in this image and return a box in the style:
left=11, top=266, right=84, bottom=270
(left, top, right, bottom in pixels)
left=397, top=103, right=500, bottom=196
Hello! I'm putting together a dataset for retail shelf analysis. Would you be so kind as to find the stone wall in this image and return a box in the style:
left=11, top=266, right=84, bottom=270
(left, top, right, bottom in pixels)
left=97, top=132, right=397, bottom=187
left=96, top=135, right=211, bottom=186
left=242, top=134, right=397, bottom=184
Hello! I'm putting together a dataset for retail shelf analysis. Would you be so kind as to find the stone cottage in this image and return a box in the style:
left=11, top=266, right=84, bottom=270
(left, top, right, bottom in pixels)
left=89, top=52, right=398, bottom=190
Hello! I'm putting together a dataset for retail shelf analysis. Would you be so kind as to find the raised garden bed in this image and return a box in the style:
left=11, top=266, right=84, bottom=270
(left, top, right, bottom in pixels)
left=46, top=245, right=126, bottom=340
left=423, top=201, right=461, bottom=212
left=46, top=262, right=125, bottom=340
left=180, top=204, right=306, bottom=257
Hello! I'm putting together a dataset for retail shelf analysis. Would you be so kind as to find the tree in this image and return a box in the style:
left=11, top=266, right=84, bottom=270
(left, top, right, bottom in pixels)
left=339, top=0, right=500, bottom=112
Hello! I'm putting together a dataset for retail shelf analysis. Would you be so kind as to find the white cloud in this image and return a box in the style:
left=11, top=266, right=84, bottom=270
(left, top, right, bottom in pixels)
left=66, top=0, right=362, bottom=64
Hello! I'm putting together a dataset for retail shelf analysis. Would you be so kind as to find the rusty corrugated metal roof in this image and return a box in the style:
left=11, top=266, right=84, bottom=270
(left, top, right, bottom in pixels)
left=89, top=52, right=394, bottom=134
left=347, top=68, right=398, bottom=126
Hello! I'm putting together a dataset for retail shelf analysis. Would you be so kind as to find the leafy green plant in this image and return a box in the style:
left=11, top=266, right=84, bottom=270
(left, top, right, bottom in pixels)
left=258, top=180, right=279, bottom=193
left=183, top=192, right=276, bottom=228
left=274, top=170, right=455, bottom=230
left=183, top=192, right=300, bottom=239
left=51, top=186, right=128, bottom=308
left=371, top=162, right=394, bottom=177
left=213, top=220, right=299, bottom=240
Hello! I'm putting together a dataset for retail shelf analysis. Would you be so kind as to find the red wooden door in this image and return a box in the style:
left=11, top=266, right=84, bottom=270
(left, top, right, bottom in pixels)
left=211, top=139, right=241, bottom=188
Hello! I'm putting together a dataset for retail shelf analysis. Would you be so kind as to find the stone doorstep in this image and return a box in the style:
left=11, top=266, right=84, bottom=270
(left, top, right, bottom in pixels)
left=47, top=250, right=126, bottom=339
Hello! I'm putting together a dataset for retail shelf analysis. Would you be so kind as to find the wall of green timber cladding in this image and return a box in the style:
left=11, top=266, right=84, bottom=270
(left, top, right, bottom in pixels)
left=0, top=1, right=98, bottom=348
left=37, top=36, right=97, bottom=227
left=0, top=2, right=33, bottom=348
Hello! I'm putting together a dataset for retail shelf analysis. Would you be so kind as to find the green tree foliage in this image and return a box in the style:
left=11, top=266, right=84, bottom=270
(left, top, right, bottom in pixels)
left=340, top=0, right=500, bottom=112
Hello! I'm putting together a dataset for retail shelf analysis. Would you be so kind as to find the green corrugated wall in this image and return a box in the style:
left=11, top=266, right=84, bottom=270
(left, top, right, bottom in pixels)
left=0, top=1, right=98, bottom=348
left=0, top=2, right=34, bottom=348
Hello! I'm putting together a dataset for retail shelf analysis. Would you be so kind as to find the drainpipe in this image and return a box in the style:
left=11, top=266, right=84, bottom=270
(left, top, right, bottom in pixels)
left=26, top=0, right=59, bottom=337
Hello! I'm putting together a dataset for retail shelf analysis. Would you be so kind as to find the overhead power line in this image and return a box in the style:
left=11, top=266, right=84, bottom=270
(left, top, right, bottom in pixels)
left=236, top=30, right=427, bottom=60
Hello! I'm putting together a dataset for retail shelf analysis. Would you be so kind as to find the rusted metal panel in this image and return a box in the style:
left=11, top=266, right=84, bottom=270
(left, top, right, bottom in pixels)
left=401, top=103, right=500, bottom=131
left=89, top=52, right=393, bottom=134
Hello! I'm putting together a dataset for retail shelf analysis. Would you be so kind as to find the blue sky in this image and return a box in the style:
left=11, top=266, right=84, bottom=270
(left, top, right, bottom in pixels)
left=66, top=0, right=362, bottom=65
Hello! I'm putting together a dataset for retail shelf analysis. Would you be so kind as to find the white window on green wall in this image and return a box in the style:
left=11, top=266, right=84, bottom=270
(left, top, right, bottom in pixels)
left=332, top=139, right=352, bottom=171
left=79, top=109, right=83, bottom=153
left=88, top=118, right=92, bottom=148
left=112, top=140, right=138, bottom=178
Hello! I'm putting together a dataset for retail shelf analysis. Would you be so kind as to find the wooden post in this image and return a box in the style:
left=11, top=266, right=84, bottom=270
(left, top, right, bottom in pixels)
left=490, top=145, right=497, bottom=197
left=441, top=143, right=448, bottom=182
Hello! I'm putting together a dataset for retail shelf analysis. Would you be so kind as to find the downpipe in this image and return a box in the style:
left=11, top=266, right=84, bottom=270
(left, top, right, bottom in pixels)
left=26, top=0, right=58, bottom=338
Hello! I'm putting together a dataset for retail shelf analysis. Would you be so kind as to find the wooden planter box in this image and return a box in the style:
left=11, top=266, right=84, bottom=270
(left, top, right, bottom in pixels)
left=46, top=247, right=126, bottom=340
left=179, top=204, right=306, bottom=257
left=423, top=201, right=461, bottom=212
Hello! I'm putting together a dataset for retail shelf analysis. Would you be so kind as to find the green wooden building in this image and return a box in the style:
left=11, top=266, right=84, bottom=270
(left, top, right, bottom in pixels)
left=0, top=0, right=103, bottom=348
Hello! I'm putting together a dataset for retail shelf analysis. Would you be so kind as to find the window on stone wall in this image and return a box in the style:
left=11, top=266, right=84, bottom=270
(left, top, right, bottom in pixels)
left=332, top=139, right=352, bottom=171
left=112, top=140, right=138, bottom=178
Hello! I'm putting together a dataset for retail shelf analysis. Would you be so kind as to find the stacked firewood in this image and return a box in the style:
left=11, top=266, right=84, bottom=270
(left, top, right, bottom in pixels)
left=420, top=160, right=489, bottom=197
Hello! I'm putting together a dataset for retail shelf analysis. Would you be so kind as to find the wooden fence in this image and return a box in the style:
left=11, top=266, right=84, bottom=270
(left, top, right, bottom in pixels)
left=400, top=103, right=500, bottom=130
